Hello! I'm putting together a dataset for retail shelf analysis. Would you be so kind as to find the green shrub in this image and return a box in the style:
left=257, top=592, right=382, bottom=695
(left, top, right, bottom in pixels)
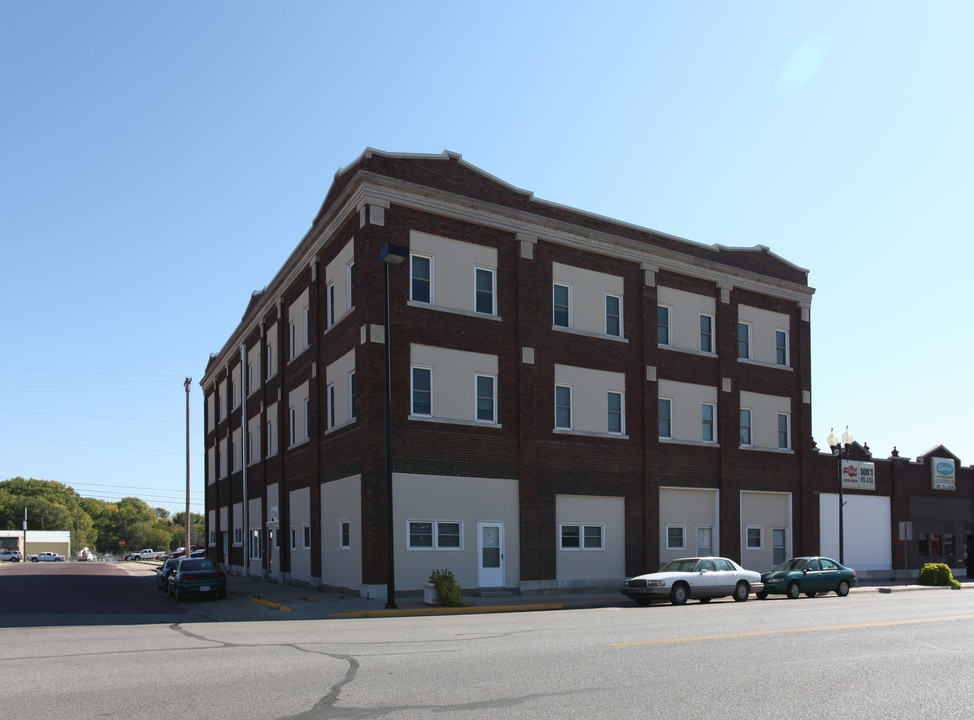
left=917, top=563, right=961, bottom=589
left=429, top=568, right=466, bottom=607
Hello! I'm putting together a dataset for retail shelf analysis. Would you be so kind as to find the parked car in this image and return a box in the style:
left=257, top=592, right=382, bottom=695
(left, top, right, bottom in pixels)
left=30, top=551, right=65, bottom=562
left=0, top=549, right=22, bottom=562
left=621, top=556, right=764, bottom=606
left=758, top=556, right=857, bottom=599
left=167, top=558, right=227, bottom=601
left=133, top=548, right=166, bottom=561
left=156, top=558, right=181, bottom=590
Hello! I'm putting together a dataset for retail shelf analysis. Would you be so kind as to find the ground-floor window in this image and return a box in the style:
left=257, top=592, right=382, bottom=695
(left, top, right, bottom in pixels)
left=666, top=524, right=686, bottom=551
left=746, top=526, right=763, bottom=550
left=560, top=523, right=604, bottom=550
left=408, top=520, right=463, bottom=550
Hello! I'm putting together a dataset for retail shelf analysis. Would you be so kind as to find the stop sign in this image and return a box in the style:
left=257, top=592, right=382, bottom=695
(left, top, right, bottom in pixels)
left=119, top=540, right=126, bottom=546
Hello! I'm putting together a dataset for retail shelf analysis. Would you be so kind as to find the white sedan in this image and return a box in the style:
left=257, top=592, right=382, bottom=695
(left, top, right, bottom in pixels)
left=621, top=556, right=764, bottom=606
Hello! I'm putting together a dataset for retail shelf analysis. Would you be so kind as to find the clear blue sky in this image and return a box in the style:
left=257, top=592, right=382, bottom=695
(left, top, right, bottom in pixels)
left=2, top=2, right=971, bottom=514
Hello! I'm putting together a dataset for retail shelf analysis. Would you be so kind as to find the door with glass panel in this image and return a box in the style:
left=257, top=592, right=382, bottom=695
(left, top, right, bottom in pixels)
left=477, top=522, right=504, bottom=588
left=696, top=526, right=714, bottom=557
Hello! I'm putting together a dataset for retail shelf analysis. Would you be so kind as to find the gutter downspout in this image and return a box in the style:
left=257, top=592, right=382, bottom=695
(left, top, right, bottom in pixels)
left=240, top=343, right=249, bottom=578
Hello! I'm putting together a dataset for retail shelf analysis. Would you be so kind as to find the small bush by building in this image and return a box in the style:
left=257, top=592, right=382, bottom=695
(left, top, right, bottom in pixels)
left=917, top=563, right=961, bottom=589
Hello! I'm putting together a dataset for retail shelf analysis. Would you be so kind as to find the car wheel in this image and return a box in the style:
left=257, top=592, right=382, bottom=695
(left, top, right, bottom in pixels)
left=786, top=582, right=801, bottom=599
left=669, top=584, right=688, bottom=606
left=733, top=581, right=749, bottom=602
left=836, top=580, right=850, bottom=597
left=805, top=591, right=817, bottom=598
left=756, top=591, right=768, bottom=600
left=698, top=597, right=711, bottom=603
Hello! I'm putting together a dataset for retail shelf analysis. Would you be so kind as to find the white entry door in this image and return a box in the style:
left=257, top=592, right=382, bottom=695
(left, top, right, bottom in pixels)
left=477, top=522, right=504, bottom=588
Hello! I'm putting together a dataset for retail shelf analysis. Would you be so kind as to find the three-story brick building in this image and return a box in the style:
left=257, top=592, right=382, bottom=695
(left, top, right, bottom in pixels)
left=202, top=148, right=818, bottom=598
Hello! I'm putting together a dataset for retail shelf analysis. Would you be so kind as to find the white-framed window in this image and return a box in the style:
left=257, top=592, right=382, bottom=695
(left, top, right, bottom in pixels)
left=348, top=371, right=357, bottom=420
left=777, top=413, right=791, bottom=450
left=738, top=322, right=751, bottom=359
left=304, top=305, right=310, bottom=349
left=555, top=384, right=572, bottom=430
left=302, top=523, right=311, bottom=550
left=475, top=374, right=496, bottom=423
left=605, top=294, right=622, bottom=337
left=232, top=438, right=240, bottom=472
left=289, top=527, right=296, bottom=551
left=700, top=314, right=714, bottom=353
left=475, top=266, right=496, bottom=315
left=553, top=283, right=571, bottom=328
left=233, top=527, right=243, bottom=546
left=289, top=405, right=296, bottom=446
left=607, top=391, right=624, bottom=434
left=347, top=262, right=356, bottom=309
left=410, top=253, right=432, bottom=304
left=657, top=305, right=671, bottom=345
left=411, top=366, right=432, bottom=416
left=407, top=520, right=462, bottom=550
left=209, top=530, right=216, bottom=546
left=746, top=526, right=763, bottom=550
left=250, top=529, right=262, bottom=559
left=247, top=431, right=255, bottom=465
left=289, top=321, right=297, bottom=360
left=304, top=398, right=310, bottom=441
left=702, top=403, right=715, bottom=443
left=666, top=524, right=686, bottom=550
left=327, top=384, right=336, bottom=430
left=560, top=523, right=604, bottom=550
left=218, top=379, right=227, bottom=421
left=218, top=439, right=227, bottom=478
left=740, top=408, right=752, bottom=446
left=266, top=342, right=276, bottom=379
left=339, top=520, right=351, bottom=550
left=696, top=525, right=714, bottom=556
left=775, top=330, right=789, bottom=367
left=267, top=413, right=278, bottom=457
left=327, top=283, right=335, bottom=328
left=659, top=398, right=673, bottom=439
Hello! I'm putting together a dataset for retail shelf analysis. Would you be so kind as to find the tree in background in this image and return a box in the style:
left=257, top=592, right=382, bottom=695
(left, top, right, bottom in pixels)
left=171, top=511, right=206, bottom=548
left=1, top=479, right=179, bottom=556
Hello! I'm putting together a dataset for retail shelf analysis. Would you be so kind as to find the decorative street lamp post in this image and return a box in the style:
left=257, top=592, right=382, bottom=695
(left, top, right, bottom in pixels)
left=380, top=243, right=409, bottom=609
left=826, top=426, right=854, bottom=565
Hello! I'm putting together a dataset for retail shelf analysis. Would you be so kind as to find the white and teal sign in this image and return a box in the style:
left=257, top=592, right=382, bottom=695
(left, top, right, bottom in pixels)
left=841, top=460, right=876, bottom=491
left=931, top=457, right=956, bottom=491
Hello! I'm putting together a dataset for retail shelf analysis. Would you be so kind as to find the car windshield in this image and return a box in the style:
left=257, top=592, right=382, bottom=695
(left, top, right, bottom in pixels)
left=659, top=559, right=703, bottom=573
left=180, top=559, right=215, bottom=572
left=772, top=558, right=807, bottom=572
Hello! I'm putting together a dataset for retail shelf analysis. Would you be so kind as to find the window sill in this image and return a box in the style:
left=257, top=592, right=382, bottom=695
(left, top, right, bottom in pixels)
left=739, top=445, right=794, bottom=454
left=554, top=428, right=629, bottom=440
left=553, top=325, right=628, bottom=343
left=325, top=418, right=357, bottom=435
left=407, top=300, right=502, bottom=322
left=658, top=438, right=720, bottom=448
left=658, top=344, right=718, bottom=359
left=737, top=358, right=792, bottom=371
left=409, top=414, right=502, bottom=429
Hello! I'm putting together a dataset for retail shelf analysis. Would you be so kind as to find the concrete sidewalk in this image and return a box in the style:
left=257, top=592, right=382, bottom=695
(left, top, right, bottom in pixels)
left=223, top=573, right=970, bottom=619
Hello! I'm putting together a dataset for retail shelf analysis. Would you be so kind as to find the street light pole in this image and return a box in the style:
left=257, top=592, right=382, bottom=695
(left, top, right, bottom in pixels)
left=185, top=377, right=192, bottom=557
left=827, top=426, right=853, bottom=565
left=380, top=243, right=408, bottom=609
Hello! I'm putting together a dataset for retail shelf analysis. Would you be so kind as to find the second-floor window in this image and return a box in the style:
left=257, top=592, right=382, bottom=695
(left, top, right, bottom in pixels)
left=608, top=391, right=623, bottom=434
left=738, top=322, right=751, bottom=359
left=659, top=398, right=672, bottom=439
left=476, top=374, right=496, bottom=423
left=555, top=384, right=572, bottom=429
left=776, top=330, right=789, bottom=366
left=702, top=403, right=715, bottom=443
left=411, top=367, right=432, bottom=416
left=777, top=413, right=790, bottom=450
left=740, top=408, right=752, bottom=446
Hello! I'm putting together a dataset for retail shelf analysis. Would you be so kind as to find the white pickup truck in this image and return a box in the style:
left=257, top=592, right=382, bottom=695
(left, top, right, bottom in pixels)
left=30, top=551, right=65, bottom=562
left=133, top=549, right=166, bottom=560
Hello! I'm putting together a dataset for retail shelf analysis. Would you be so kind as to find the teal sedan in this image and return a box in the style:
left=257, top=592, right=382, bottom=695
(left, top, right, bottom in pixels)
left=758, top=556, right=857, bottom=599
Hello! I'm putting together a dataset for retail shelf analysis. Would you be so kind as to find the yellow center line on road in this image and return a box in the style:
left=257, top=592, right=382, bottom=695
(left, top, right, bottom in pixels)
left=610, top=614, right=974, bottom=647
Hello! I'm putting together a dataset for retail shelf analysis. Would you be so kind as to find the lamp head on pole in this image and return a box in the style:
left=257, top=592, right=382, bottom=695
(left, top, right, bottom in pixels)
left=826, top=428, right=838, bottom=452
left=841, top=426, right=853, bottom=447
left=380, top=244, right=409, bottom=265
